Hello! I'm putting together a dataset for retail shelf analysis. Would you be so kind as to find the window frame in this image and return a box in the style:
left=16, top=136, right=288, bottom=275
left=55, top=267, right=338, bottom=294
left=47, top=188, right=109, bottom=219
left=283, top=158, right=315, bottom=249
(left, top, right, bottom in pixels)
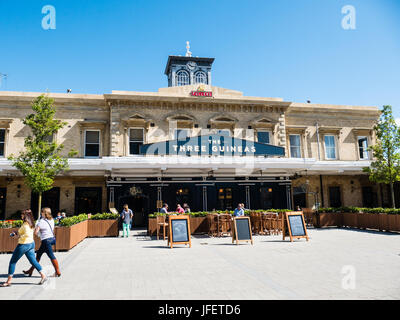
left=84, top=129, right=101, bottom=158
left=0, top=128, right=6, bottom=158
left=176, top=70, right=190, bottom=86
left=194, top=71, right=207, bottom=84
left=324, top=134, right=337, bottom=160
left=357, top=136, right=369, bottom=160
left=289, top=134, right=302, bottom=158
left=256, top=130, right=271, bottom=144
left=128, top=127, right=145, bottom=156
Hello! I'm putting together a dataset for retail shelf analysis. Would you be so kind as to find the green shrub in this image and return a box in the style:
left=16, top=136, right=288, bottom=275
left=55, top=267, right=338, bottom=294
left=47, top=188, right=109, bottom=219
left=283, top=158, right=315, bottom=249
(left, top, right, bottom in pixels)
left=58, top=214, right=88, bottom=227
left=90, top=213, right=119, bottom=220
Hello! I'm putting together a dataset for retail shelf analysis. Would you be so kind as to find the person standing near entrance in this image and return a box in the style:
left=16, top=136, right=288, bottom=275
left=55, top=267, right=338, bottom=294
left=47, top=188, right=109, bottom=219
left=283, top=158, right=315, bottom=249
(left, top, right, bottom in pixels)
left=233, top=204, right=244, bottom=217
left=23, top=207, right=61, bottom=277
left=121, top=204, right=133, bottom=238
left=1, top=209, right=47, bottom=287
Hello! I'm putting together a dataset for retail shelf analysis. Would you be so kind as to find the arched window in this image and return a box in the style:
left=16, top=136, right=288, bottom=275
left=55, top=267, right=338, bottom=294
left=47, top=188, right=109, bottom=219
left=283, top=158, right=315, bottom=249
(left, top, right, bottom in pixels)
left=176, top=70, right=190, bottom=86
left=195, top=71, right=207, bottom=84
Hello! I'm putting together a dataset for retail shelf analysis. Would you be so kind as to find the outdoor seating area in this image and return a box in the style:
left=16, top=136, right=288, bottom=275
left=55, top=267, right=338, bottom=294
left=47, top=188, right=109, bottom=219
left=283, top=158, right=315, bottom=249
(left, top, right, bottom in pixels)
left=150, top=210, right=295, bottom=238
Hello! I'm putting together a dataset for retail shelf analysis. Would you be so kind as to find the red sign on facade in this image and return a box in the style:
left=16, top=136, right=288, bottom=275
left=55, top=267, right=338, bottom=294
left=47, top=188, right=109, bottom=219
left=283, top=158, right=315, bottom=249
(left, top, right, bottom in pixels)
left=190, top=90, right=213, bottom=97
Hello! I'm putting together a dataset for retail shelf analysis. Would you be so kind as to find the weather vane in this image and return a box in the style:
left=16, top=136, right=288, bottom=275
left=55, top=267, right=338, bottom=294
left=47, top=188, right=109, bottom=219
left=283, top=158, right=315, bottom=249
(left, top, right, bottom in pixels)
left=185, top=41, right=192, bottom=57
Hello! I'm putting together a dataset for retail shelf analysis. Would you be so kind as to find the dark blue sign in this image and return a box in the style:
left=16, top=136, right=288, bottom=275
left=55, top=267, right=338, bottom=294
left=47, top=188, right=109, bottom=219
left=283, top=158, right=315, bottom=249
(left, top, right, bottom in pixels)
left=140, top=134, right=285, bottom=156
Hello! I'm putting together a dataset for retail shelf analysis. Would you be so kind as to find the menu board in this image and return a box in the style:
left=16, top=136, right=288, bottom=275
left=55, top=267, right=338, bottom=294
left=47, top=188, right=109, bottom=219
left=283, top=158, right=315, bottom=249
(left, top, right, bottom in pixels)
left=171, top=219, right=189, bottom=242
left=168, top=215, right=191, bottom=248
left=283, top=212, right=309, bottom=242
left=288, top=215, right=306, bottom=236
left=232, top=217, right=253, bottom=245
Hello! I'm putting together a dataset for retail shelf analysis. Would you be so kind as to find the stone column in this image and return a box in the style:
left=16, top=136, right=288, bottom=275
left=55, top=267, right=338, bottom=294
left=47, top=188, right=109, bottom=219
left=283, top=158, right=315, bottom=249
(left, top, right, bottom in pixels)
left=110, top=105, right=120, bottom=156
left=278, top=112, right=286, bottom=149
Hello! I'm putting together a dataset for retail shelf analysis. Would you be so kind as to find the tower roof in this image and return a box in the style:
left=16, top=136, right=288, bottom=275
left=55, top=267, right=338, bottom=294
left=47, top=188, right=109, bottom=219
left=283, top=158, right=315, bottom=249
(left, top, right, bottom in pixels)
left=164, top=56, right=215, bottom=75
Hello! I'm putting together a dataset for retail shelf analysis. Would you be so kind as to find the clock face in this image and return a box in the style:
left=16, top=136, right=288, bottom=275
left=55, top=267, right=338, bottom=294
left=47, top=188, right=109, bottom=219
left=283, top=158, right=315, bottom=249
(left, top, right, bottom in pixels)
left=186, top=61, right=197, bottom=71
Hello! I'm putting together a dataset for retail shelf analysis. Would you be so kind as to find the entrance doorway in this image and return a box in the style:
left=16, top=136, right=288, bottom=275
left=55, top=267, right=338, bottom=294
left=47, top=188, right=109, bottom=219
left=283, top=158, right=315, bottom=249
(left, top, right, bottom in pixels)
left=118, top=195, right=147, bottom=227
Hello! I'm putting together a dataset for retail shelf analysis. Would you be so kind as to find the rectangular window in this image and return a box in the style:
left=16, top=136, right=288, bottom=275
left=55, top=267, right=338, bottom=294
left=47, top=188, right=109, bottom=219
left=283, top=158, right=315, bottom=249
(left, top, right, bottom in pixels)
left=358, top=136, right=369, bottom=160
left=257, top=131, right=270, bottom=144
left=129, top=128, right=144, bottom=155
left=85, top=130, right=100, bottom=157
left=174, top=129, right=190, bottom=140
left=324, top=135, right=336, bottom=159
left=0, top=129, right=5, bottom=157
left=289, top=134, right=301, bottom=158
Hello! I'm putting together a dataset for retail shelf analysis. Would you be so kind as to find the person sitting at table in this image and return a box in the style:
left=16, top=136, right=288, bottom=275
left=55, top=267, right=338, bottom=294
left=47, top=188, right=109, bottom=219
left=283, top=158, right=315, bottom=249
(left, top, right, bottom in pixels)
left=160, top=203, right=168, bottom=214
left=176, top=204, right=185, bottom=214
left=233, top=204, right=244, bottom=217
left=183, top=203, right=191, bottom=213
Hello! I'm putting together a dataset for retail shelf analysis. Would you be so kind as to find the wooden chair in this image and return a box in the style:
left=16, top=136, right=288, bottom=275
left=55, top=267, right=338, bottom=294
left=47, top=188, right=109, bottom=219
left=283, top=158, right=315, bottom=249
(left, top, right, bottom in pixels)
left=260, top=213, right=273, bottom=235
left=276, top=212, right=284, bottom=235
left=218, top=214, right=232, bottom=237
left=250, top=212, right=262, bottom=235
left=156, top=215, right=168, bottom=240
left=207, top=214, right=218, bottom=237
left=302, top=208, right=314, bottom=227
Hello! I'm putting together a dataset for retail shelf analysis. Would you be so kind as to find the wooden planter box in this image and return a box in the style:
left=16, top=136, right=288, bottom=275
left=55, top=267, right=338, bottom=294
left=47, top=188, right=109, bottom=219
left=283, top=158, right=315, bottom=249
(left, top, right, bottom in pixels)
left=189, top=217, right=208, bottom=234
left=0, top=227, right=41, bottom=253
left=387, top=214, right=400, bottom=232
left=87, top=219, right=119, bottom=237
left=318, top=213, right=342, bottom=227
left=148, top=216, right=208, bottom=236
left=378, top=214, right=389, bottom=231
left=148, top=218, right=157, bottom=236
left=357, top=213, right=369, bottom=229
left=54, top=220, right=88, bottom=251
left=343, top=213, right=358, bottom=228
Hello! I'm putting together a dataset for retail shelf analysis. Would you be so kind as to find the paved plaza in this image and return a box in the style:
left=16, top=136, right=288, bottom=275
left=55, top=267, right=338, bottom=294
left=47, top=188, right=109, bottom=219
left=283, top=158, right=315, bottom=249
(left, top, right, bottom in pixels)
left=0, top=227, right=399, bottom=300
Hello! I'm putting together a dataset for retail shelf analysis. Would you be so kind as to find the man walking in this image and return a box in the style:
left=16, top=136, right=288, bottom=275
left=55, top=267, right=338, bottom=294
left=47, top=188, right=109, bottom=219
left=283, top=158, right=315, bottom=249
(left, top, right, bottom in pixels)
left=120, top=204, right=133, bottom=238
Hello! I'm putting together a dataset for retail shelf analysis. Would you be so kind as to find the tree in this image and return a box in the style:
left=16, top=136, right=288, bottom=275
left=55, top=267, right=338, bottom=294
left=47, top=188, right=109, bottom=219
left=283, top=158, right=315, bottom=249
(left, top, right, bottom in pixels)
left=8, top=94, right=77, bottom=219
left=363, top=105, right=400, bottom=208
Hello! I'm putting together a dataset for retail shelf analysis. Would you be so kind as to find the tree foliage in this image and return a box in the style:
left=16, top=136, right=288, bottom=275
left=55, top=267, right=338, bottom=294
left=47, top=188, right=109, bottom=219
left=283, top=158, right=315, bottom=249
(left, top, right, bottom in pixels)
left=363, top=105, right=400, bottom=207
left=8, top=95, right=77, bottom=212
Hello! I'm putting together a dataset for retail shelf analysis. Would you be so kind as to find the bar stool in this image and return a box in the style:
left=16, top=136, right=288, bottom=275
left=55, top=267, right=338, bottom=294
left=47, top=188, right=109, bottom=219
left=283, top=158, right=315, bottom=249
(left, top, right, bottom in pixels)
left=218, top=214, right=232, bottom=237
left=156, top=215, right=168, bottom=240
left=207, top=214, right=218, bottom=237
left=250, top=212, right=262, bottom=235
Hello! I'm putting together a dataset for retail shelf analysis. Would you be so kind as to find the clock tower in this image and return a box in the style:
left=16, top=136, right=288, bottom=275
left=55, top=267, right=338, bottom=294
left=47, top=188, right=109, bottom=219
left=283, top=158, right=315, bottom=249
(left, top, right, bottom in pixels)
left=164, top=42, right=215, bottom=87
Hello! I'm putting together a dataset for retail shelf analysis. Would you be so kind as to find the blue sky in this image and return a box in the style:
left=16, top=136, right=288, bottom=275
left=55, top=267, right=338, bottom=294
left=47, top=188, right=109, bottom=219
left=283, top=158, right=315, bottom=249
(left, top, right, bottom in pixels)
left=0, top=0, right=399, bottom=118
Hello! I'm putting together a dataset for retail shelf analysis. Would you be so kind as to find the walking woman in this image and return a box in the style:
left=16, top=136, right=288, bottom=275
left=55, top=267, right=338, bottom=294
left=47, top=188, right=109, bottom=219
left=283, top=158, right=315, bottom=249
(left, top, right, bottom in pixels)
left=23, top=207, right=61, bottom=277
left=1, top=209, right=47, bottom=287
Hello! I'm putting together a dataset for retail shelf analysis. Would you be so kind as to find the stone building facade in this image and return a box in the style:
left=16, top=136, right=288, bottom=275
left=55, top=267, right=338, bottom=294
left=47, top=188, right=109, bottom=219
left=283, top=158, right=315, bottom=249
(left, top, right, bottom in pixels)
left=0, top=54, right=384, bottom=225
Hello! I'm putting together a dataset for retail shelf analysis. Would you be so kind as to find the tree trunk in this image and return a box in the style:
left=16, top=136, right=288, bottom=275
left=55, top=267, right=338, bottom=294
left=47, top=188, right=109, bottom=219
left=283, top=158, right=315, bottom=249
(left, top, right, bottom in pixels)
left=390, top=182, right=396, bottom=209
left=38, top=192, right=42, bottom=220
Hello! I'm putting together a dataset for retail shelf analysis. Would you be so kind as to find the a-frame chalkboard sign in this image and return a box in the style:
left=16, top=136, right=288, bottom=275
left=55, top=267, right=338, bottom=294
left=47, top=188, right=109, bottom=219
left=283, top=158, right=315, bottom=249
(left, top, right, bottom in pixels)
left=167, top=215, right=192, bottom=249
left=283, top=211, right=309, bottom=242
left=232, top=216, right=253, bottom=245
